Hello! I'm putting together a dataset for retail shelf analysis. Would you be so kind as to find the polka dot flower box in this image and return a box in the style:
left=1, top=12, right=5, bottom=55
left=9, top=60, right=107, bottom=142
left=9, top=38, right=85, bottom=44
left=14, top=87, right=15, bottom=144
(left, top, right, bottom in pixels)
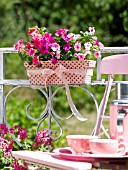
left=14, top=26, right=103, bottom=85
left=24, top=60, right=96, bottom=85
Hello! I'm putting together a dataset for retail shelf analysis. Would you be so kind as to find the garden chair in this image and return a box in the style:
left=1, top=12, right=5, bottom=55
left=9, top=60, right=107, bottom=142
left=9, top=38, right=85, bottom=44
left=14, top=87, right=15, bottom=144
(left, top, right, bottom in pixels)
left=93, top=54, right=128, bottom=137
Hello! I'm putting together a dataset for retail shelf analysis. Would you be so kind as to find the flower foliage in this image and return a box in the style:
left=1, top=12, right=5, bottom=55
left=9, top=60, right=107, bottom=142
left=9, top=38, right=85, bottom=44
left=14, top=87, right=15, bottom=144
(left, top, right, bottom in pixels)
left=0, top=124, right=53, bottom=169
left=14, top=26, right=104, bottom=67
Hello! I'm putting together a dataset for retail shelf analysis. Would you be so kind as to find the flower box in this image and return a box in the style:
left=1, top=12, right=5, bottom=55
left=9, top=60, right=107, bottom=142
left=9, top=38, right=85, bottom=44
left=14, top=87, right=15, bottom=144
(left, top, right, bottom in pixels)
left=14, top=26, right=103, bottom=85
left=24, top=60, right=96, bottom=85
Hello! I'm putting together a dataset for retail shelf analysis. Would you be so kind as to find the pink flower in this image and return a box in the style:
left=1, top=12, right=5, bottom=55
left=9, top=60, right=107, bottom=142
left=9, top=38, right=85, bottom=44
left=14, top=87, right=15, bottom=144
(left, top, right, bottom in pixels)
left=63, top=42, right=71, bottom=52
left=0, top=124, right=8, bottom=135
left=32, top=34, right=42, bottom=47
left=99, top=42, right=104, bottom=48
left=94, top=39, right=99, bottom=46
left=33, top=38, right=41, bottom=47
left=14, top=39, right=25, bottom=52
left=25, top=42, right=34, bottom=49
left=51, top=58, right=58, bottom=64
left=32, top=142, right=39, bottom=149
left=32, top=55, right=40, bottom=65
left=51, top=43, right=60, bottom=51
left=62, top=34, right=71, bottom=42
left=74, top=42, right=81, bottom=51
left=35, top=129, right=52, bottom=146
left=44, top=32, right=52, bottom=39
left=83, top=49, right=87, bottom=53
left=0, top=124, right=7, bottom=129
left=39, top=42, right=49, bottom=54
left=94, top=51, right=101, bottom=58
left=89, top=27, right=95, bottom=35
left=50, top=52, right=55, bottom=56
left=74, top=53, right=78, bottom=58
left=77, top=53, right=86, bottom=60
left=56, top=50, right=60, bottom=59
left=27, top=48, right=36, bottom=56
left=67, top=33, right=74, bottom=40
left=28, top=26, right=39, bottom=36
left=92, top=36, right=97, bottom=40
left=43, top=32, right=55, bottom=44
left=10, top=125, right=28, bottom=140
left=55, top=28, right=68, bottom=36
left=4, top=151, right=12, bottom=157
left=49, top=36, right=56, bottom=44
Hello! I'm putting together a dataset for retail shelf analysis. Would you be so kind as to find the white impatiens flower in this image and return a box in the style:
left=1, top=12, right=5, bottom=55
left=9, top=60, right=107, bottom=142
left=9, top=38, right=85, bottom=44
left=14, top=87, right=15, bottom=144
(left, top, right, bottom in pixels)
left=73, top=34, right=81, bottom=40
left=84, top=42, right=92, bottom=50
left=89, top=27, right=95, bottom=35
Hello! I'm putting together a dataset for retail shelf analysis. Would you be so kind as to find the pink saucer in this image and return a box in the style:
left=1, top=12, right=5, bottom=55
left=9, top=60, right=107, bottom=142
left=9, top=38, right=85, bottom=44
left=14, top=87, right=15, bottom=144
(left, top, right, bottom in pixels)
left=52, top=147, right=128, bottom=162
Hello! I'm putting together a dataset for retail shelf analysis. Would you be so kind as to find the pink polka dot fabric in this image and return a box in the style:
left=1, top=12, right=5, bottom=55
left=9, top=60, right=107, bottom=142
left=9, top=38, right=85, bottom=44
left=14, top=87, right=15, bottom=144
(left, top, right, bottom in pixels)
left=24, top=60, right=96, bottom=85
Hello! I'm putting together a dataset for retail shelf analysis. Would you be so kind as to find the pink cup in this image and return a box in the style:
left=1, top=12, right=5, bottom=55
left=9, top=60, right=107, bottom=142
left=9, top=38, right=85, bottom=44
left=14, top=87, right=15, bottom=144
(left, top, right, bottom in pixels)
left=66, top=135, right=98, bottom=154
left=89, top=139, right=126, bottom=154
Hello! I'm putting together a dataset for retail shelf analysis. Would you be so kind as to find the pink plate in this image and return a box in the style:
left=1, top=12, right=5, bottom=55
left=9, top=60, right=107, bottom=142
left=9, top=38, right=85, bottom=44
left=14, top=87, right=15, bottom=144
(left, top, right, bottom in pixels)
left=52, top=147, right=128, bottom=162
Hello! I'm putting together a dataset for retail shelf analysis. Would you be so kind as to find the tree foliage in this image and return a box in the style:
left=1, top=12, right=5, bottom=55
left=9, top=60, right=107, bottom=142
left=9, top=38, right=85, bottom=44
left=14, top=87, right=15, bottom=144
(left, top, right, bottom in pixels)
left=0, top=0, right=128, bottom=47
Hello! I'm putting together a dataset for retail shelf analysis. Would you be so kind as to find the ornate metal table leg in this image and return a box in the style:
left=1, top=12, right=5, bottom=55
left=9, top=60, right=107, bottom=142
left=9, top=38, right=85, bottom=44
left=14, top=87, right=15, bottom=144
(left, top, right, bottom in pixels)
left=3, top=84, right=102, bottom=146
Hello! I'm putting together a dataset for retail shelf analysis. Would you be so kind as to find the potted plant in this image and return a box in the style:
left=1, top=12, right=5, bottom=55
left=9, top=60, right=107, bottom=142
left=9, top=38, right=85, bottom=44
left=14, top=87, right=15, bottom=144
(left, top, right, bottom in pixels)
left=14, top=26, right=104, bottom=85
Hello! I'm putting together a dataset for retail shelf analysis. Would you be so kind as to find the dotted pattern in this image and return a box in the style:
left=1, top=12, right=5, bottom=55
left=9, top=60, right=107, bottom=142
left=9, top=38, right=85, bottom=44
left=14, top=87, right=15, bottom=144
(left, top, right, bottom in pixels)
left=24, top=60, right=96, bottom=85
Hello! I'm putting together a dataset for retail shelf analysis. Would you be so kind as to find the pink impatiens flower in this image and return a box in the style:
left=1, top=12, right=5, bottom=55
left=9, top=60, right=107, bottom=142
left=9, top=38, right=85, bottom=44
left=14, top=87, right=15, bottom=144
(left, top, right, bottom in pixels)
left=55, top=28, right=68, bottom=36
left=27, top=48, right=36, bottom=56
left=25, top=42, right=34, bottom=49
left=51, top=43, right=60, bottom=51
left=56, top=50, right=60, bottom=59
left=67, top=33, right=74, bottom=40
left=28, top=26, right=39, bottom=36
left=14, top=39, right=25, bottom=52
left=94, top=51, right=101, bottom=58
left=39, top=43, right=49, bottom=54
left=44, top=32, right=52, bottom=39
left=32, top=34, right=42, bottom=47
left=62, top=34, right=72, bottom=42
left=77, top=53, right=86, bottom=60
left=35, top=129, right=52, bottom=147
left=32, top=55, right=40, bottom=65
left=0, top=124, right=8, bottom=135
left=74, top=42, right=81, bottom=51
left=51, top=58, right=58, bottom=64
left=99, top=42, right=104, bottom=48
left=50, top=51, right=55, bottom=56
left=63, top=42, right=71, bottom=52
left=10, top=125, right=28, bottom=140
left=74, top=53, right=78, bottom=58
left=94, top=39, right=100, bottom=46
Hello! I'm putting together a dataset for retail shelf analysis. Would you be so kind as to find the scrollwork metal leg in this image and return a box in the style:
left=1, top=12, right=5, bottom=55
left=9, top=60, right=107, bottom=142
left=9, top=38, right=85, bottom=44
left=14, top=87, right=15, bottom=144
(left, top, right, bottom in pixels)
left=4, top=84, right=105, bottom=146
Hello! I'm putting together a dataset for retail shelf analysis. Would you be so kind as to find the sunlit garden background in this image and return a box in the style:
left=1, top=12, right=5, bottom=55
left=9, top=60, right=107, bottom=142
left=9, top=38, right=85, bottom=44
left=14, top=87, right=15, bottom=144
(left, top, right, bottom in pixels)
left=1, top=0, right=128, bottom=153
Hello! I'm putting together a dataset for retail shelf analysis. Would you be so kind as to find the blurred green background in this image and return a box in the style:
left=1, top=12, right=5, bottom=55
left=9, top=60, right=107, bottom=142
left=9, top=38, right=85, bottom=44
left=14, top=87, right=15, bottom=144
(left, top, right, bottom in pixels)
left=1, top=0, right=128, bottom=148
